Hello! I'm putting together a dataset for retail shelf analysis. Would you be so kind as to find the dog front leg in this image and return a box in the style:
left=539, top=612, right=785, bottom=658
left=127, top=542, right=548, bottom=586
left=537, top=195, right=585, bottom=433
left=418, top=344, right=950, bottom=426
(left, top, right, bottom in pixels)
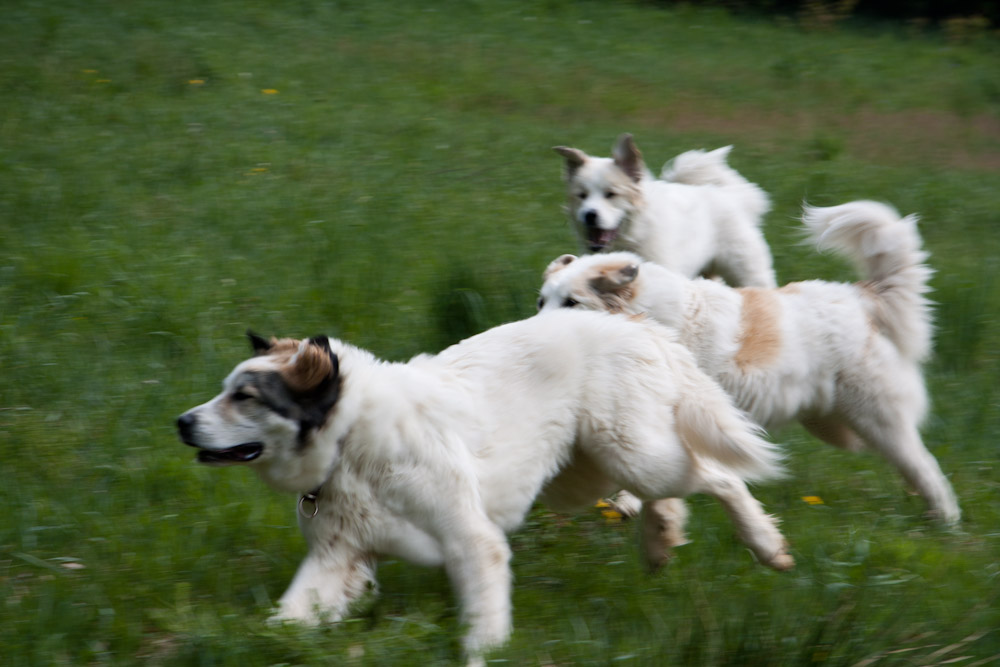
left=440, top=521, right=513, bottom=664
left=272, top=546, right=376, bottom=626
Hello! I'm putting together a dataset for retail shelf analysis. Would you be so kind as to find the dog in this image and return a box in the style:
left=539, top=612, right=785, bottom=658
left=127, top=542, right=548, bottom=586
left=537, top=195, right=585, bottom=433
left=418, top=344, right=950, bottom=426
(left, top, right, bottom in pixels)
left=538, top=200, right=960, bottom=526
left=554, top=133, right=777, bottom=288
left=177, top=309, right=791, bottom=665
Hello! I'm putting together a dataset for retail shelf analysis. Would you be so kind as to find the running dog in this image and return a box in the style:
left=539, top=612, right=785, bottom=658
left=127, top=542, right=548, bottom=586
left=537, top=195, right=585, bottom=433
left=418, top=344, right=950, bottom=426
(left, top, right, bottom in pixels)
left=538, top=200, right=960, bottom=526
left=554, top=133, right=776, bottom=287
left=177, top=309, right=791, bottom=665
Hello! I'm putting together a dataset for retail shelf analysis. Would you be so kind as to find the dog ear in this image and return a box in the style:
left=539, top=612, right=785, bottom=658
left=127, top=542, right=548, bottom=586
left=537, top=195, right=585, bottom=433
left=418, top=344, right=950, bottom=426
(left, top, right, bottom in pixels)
left=283, top=337, right=339, bottom=394
left=612, top=134, right=644, bottom=183
left=543, top=254, right=577, bottom=280
left=247, top=330, right=273, bottom=355
left=590, top=261, right=639, bottom=293
left=553, top=146, right=588, bottom=179
left=277, top=336, right=342, bottom=445
left=307, top=335, right=339, bottom=381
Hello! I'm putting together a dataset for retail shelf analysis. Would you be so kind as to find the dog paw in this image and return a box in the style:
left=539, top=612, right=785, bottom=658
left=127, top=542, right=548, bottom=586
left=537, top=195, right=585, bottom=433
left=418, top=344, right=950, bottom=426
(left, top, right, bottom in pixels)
left=766, top=543, right=795, bottom=571
left=606, top=490, right=643, bottom=518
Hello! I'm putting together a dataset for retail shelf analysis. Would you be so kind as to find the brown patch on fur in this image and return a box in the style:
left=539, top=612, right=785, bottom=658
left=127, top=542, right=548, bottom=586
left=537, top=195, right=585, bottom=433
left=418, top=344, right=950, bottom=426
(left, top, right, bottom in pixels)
left=778, top=282, right=803, bottom=295
left=596, top=285, right=636, bottom=314
left=589, top=261, right=640, bottom=313
left=282, top=342, right=337, bottom=393
left=733, top=288, right=782, bottom=370
left=260, top=337, right=337, bottom=393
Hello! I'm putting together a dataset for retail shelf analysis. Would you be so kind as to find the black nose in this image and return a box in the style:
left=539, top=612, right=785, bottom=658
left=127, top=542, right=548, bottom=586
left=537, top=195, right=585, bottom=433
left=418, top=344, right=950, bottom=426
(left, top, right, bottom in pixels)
left=177, top=413, right=197, bottom=443
left=583, top=210, right=598, bottom=228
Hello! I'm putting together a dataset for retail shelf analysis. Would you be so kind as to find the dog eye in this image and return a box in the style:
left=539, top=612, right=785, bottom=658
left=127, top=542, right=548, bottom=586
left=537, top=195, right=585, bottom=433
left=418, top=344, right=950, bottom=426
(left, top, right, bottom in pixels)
left=536, top=296, right=545, bottom=311
left=605, top=191, right=616, bottom=199
left=563, top=298, right=578, bottom=308
left=575, top=191, right=586, bottom=200
left=231, top=390, right=254, bottom=402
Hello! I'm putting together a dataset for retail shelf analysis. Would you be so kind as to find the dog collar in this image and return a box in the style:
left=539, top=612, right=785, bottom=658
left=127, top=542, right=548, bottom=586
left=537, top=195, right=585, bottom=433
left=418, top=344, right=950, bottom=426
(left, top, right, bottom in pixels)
left=298, top=487, right=321, bottom=519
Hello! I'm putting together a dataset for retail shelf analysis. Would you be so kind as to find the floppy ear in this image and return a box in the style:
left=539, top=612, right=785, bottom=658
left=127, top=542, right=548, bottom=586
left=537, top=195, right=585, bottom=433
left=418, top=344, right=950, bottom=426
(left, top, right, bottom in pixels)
left=543, top=254, right=577, bottom=280
left=285, top=336, right=343, bottom=443
left=590, top=261, right=639, bottom=294
left=553, top=146, right=588, bottom=180
left=247, top=330, right=273, bottom=356
left=612, top=133, right=644, bottom=183
left=283, top=337, right=340, bottom=394
left=307, top=335, right=339, bottom=382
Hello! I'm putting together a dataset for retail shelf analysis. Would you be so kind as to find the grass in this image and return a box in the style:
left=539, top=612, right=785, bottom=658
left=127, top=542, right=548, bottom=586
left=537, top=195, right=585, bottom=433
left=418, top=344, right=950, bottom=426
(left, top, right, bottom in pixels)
left=2, top=0, right=999, bottom=664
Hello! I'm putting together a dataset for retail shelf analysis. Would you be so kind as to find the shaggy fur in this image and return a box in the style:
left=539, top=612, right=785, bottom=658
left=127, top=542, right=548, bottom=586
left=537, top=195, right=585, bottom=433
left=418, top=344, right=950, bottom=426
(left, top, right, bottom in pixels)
left=177, top=310, right=792, bottom=665
left=554, top=133, right=777, bottom=287
left=538, top=200, right=960, bottom=526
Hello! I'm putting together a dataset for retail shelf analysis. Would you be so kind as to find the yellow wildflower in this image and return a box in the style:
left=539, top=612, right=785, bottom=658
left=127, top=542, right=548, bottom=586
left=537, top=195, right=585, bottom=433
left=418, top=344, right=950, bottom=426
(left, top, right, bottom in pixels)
left=601, top=509, right=623, bottom=523
left=802, top=496, right=824, bottom=505
left=261, top=88, right=279, bottom=95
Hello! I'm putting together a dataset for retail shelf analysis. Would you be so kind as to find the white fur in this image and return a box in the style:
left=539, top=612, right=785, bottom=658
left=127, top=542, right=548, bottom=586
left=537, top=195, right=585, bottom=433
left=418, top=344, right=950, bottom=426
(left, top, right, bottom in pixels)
left=178, top=310, right=791, bottom=664
left=554, top=134, right=776, bottom=287
left=538, top=200, right=960, bottom=526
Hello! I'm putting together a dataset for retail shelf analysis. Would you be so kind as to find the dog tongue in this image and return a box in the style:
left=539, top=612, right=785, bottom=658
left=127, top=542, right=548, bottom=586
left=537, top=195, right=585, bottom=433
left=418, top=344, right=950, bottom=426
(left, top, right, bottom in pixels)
left=590, top=228, right=618, bottom=249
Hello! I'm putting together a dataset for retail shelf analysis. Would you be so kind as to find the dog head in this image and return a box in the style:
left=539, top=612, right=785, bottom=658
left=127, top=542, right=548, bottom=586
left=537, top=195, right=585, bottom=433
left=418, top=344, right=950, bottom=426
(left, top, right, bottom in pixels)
left=537, top=252, right=642, bottom=315
left=176, top=332, right=344, bottom=493
left=554, top=134, right=646, bottom=252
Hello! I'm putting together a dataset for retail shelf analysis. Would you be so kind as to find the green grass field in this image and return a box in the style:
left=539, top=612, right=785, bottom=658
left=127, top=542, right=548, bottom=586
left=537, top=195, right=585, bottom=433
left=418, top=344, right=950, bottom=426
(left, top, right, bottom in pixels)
left=2, top=1, right=999, bottom=664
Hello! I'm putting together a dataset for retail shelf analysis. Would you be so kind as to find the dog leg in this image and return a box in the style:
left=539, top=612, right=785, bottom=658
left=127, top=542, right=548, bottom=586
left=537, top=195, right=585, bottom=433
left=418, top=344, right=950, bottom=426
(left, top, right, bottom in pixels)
left=440, top=519, right=513, bottom=663
left=272, top=546, right=376, bottom=625
left=801, top=415, right=866, bottom=452
left=608, top=489, right=644, bottom=518
left=640, top=497, right=690, bottom=571
left=716, top=227, right=777, bottom=288
left=694, top=462, right=794, bottom=570
left=849, top=413, right=961, bottom=525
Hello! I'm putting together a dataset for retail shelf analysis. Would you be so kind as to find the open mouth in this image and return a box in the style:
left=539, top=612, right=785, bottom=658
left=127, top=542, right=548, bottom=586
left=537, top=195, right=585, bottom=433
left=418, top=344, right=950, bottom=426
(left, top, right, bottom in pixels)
left=196, top=443, right=264, bottom=465
left=588, top=227, right=619, bottom=251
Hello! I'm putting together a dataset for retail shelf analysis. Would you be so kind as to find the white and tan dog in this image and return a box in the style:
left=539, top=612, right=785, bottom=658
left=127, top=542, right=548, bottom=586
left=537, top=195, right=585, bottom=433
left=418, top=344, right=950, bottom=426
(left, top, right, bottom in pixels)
left=177, top=309, right=791, bottom=665
left=538, top=200, right=960, bottom=526
left=555, top=133, right=776, bottom=287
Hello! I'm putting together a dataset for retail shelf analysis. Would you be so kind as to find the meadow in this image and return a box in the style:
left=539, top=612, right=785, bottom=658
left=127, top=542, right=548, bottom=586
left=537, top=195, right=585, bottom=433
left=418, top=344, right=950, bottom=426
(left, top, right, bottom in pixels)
left=1, top=0, right=999, bottom=664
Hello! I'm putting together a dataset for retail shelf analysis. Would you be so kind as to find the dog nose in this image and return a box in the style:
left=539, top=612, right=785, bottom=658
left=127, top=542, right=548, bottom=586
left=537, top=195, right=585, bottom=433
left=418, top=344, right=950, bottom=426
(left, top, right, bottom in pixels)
left=176, top=413, right=197, bottom=442
left=583, top=210, right=599, bottom=228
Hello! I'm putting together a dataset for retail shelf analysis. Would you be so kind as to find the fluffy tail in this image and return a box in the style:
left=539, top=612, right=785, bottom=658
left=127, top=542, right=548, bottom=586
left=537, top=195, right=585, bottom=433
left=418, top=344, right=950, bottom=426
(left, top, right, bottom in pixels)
left=802, top=200, right=934, bottom=362
left=662, top=146, right=771, bottom=221
left=672, top=352, right=785, bottom=482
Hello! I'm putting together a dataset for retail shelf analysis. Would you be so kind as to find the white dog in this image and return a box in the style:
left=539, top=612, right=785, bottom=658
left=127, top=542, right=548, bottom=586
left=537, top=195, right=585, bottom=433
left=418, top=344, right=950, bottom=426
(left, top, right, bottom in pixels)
left=538, top=200, right=960, bottom=526
left=177, top=309, right=791, bottom=664
left=554, top=133, right=777, bottom=288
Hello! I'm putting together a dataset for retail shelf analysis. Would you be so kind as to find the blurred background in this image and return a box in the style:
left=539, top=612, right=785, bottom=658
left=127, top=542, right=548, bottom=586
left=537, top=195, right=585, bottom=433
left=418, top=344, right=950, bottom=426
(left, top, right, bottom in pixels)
left=1, top=1, right=998, bottom=664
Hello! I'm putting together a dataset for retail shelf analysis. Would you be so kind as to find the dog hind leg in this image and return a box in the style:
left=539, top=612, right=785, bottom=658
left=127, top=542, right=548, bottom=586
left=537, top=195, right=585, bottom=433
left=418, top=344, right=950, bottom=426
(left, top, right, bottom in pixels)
left=801, top=415, right=866, bottom=452
left=847, top=410, right=960, bottom=525
left=715, top=223, right=777, bottom=288
left=692, top=461, right=794, bottom=570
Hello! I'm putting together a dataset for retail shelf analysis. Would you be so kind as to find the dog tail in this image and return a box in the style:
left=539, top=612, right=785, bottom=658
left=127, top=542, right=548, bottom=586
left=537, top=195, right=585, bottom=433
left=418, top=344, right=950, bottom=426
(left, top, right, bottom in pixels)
left=802, top=200, right=934, bottom=362
left=672, top=353, right=785, bottom=482
left=662, top=146, right=771, bottom=221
